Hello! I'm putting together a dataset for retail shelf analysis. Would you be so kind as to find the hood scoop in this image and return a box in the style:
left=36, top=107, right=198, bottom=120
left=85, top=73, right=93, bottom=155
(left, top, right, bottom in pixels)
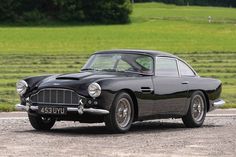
left=56, top=77, right=80, bottom=80
left=55, top=72, right=92, bottom=80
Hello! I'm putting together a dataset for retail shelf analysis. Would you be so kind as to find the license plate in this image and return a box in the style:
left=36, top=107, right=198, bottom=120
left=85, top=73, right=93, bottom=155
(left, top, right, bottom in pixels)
left=38, top=106, right=67, bottom=115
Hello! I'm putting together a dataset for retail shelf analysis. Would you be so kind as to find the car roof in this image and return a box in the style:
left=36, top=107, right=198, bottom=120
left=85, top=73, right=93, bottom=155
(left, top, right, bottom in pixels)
left=93, top=49, right=198, bottom=76
left=94, top=49, right=178, bottom=58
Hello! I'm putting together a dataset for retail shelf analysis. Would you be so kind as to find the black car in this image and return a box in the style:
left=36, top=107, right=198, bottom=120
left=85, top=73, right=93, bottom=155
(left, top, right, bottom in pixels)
left=16, top=50, right=225, bottom=133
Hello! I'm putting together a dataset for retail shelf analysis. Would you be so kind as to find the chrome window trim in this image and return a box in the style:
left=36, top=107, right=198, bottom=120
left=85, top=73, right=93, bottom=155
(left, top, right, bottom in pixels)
left=155, top=56, right=180, bottom=78
left=177, top=59, right=199, bottom=77
left=83, top=53, right=155, bottom=76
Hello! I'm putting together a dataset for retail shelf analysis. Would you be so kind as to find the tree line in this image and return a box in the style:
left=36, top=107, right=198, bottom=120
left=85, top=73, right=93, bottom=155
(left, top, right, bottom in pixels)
left=134, top=0, right=236, bottom=7
left=0, top=0, right=132, bottom=24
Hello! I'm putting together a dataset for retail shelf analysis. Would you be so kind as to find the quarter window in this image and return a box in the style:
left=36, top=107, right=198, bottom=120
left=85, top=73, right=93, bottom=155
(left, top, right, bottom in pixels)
left=178, top=60, right=195, bottom=76
left=156, top=58, right=179, bottom=77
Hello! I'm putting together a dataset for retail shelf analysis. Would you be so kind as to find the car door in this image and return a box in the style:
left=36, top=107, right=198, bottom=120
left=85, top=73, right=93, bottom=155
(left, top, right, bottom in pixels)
left=152, top=57, right=189, bottom=114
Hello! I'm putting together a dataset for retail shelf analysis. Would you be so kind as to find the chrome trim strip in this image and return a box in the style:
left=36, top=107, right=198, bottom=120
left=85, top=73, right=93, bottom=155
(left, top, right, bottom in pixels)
left=213, top=99, right=225, bottom=108
left=32, top=102, right=81, bottom=106
left=31, top=106, right=38, bottom=110
left=15, top=104, right=109, bottom=115
left=67, top=107, right=78, bottom=112
left=15, top=104, right=27, bottom=111
left=84, top=108, right=110, bottom=115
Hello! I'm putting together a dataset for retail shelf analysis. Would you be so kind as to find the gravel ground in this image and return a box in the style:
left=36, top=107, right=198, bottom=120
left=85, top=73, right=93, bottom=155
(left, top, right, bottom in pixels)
left=0, top=109, right=235, bottom=157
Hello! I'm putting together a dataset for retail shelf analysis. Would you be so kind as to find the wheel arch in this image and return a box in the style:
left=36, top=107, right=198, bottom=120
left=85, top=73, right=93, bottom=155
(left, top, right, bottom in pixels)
left=186, top=90, right=210, bottom=114
left=200, top=90, right=210, bottom=112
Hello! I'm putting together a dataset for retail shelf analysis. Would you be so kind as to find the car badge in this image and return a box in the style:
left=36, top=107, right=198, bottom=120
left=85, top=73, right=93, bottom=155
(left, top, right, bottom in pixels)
left=53, top=83, right=60, bottom=86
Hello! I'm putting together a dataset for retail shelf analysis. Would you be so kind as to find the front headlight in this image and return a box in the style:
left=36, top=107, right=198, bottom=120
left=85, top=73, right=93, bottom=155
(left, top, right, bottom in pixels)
left=88, top=82, right=101, bottom=98
left=16, top=80, right=28, bottom=96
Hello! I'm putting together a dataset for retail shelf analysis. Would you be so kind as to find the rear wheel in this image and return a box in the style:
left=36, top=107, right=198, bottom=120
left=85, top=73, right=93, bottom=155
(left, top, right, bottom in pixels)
left=28, top=114, right=55, bottom=131
left=182, top=91, right=207, bottom=128
left=105, top=92, right=134, bottom=133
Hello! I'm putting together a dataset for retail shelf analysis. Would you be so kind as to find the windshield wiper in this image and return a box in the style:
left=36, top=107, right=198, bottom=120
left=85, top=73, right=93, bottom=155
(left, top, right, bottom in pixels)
left=122, top=70, right=153, bottom=76
left=81, top=68, right=117, bottom=72
left=100, top=69, right=117, bottom=72
left=101, top=69, right=153, bottom=76
left=81, top=68, right=96, bottom=71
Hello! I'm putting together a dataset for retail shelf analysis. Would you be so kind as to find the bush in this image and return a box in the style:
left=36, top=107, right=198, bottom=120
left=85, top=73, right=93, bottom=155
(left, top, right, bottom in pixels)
left=0, top=0, right=20, bottom=22
left=82, top=0, right=132, bottom=24
left=0, top=0, right=132, bottom=24
left=22, top=10, right=45, bottom=22
left=52, top=0, right=84, bottom=21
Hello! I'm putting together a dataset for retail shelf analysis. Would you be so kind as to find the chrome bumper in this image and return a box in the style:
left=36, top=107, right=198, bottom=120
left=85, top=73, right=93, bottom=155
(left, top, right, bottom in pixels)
left=15, top=104, right=109, bottom=115
left=213, top=99, right=225, bottom=108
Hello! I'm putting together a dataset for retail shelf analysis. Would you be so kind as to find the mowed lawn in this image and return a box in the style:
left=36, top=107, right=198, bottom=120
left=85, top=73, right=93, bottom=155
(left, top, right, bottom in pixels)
left=0, top=3, right=236, bottom=111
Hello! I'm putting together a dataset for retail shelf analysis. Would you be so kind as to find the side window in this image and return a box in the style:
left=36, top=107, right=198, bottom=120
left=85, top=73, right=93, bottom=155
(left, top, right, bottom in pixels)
left=136, top=56, right=153, bottom=71
left=156, top=58, right=179, bottom=77
left=117, top=60, right=132, bottom=71
left=178, top=60, right=195, bottom=76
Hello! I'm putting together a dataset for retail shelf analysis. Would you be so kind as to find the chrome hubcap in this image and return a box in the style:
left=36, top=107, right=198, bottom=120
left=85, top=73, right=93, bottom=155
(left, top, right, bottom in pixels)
left=115, top=98, right=131, bottom=128
left=192, top=95, right=204, bottom=122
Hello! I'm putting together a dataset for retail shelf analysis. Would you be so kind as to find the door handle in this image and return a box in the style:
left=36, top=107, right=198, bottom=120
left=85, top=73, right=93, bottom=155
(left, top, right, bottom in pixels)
left=181, top=81, right=189, bottom=84
left=141, top=87, right=154, bottom=93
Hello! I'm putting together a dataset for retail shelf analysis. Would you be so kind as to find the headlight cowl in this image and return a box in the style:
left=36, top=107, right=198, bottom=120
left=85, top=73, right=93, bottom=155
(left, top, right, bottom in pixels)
left=16, top=80, right=28, bottom=96
left=88, top=82, right=101, bottom=98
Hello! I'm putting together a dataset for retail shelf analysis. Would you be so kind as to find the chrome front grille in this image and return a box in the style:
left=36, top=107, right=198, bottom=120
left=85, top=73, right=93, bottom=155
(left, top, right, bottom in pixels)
left=30, top=88, right=81, bottom=105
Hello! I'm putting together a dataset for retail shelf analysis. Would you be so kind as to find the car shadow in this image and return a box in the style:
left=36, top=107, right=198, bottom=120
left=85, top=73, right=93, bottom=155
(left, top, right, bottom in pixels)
left=14, top=120, right=223, bottom=136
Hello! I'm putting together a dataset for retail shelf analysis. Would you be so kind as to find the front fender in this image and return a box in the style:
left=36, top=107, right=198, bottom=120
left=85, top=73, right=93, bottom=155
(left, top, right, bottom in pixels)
left=21, top=75, right=54, bottom=98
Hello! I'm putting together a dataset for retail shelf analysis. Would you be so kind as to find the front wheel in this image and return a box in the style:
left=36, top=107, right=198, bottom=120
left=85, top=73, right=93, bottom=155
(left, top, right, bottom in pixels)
left=105, top=92, right=134, bottom=133
left=28, top=114, right=55, bottom=131
left=182, top=91, right=207, bottom=128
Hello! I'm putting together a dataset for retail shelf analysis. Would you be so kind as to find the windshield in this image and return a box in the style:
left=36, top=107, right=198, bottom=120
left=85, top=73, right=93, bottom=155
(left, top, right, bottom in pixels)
left=82, top=53, right=154, bottom=75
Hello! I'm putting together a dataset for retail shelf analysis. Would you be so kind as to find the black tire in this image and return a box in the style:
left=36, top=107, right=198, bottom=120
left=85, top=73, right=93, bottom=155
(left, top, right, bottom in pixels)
left=105, top=92, right=134, bottom=133
left=28, top=114, right=56, bottom=131
left=182, top=91, right=207, bottom=128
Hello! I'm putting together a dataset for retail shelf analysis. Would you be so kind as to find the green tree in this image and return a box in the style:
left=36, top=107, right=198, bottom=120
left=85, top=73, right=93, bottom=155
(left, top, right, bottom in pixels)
left=0, top=0, right=132, bottom=24
left=82, top=0, right=132, bottom=24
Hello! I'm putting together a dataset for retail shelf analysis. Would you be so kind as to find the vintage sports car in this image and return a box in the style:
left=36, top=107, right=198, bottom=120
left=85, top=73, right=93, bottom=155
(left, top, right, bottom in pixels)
left=16, top=50, right=225, bottom=133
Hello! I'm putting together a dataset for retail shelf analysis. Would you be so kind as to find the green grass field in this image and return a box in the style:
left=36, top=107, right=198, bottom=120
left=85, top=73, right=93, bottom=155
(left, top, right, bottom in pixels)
left=0, top=3, right=236, bottom=111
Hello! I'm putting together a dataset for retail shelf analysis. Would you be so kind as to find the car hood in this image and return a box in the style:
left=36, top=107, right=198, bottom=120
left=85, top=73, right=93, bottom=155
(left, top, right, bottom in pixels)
left=34, top=71, right=134, bottom=96
left=55, top=72, right=117, bottom=80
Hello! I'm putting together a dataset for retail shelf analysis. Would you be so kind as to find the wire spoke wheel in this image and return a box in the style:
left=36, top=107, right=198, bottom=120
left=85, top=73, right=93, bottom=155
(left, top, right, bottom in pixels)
left=182, top=91, right=207, bottom=128
left=105, top=92, right=134, bottom=133
left=191, top=95, right=204, bottom=122
left=115, top=98, right=131, bottom=128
